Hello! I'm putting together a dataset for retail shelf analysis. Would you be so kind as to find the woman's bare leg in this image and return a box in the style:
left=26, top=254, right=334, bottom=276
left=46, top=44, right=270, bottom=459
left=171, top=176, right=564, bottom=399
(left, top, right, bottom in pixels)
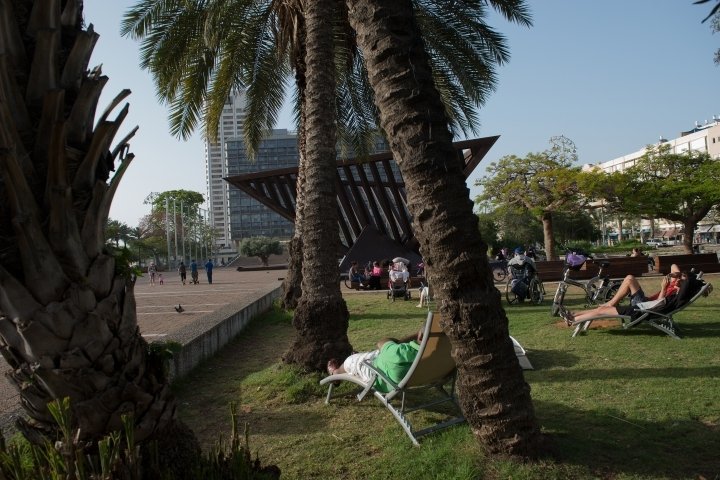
left=602, top=274, right=642, bottom=307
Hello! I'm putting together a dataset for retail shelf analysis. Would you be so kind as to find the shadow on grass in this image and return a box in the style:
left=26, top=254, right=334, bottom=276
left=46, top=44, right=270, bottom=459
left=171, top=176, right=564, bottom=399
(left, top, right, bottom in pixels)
left=570, top=320, right=720, bottom=339
left=531, top=365, right=719, bottom=382
left=348, top=311, right=428, bottom=321
left=538, top=399, right=720, bottom=478
left=519, top=349, right=581, bottom=369
left=236, top=410, right=327, bottom=436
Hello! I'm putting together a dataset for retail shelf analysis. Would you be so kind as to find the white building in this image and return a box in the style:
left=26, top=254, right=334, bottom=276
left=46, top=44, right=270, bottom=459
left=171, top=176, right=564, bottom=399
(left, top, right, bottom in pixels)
left=583, top=115, right=720, bottom=242
left=585, top=116, right=720, bottom=174
left=205, top=90, right=247, bottom=257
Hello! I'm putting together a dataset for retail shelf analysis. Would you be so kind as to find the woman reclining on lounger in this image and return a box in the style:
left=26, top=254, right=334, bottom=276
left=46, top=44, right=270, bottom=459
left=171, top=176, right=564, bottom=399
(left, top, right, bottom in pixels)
left=326, top=328, right=423, bottom=393
left=560, top=264, right=685, bottom=326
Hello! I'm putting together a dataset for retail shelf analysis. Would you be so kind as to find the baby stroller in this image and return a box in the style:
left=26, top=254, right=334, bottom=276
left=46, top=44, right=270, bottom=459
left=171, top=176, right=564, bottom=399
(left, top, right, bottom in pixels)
left=505, top=260, right=544, bottom=305
left=387, top=258, right=411, bottom=302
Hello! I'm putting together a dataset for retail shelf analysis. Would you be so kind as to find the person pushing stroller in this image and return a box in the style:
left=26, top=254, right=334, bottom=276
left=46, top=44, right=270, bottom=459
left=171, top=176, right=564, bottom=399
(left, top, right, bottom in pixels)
left=190, top=259, right=199, bottom=284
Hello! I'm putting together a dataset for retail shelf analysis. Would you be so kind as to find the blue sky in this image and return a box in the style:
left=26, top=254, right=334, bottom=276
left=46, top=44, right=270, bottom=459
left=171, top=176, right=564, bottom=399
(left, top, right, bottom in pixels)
left=85, top=1, right=719, bottom=226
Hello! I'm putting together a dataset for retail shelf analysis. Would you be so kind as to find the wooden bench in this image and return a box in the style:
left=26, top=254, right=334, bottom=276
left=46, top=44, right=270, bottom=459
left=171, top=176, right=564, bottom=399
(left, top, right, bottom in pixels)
left=654, top=253, right=720, bottom=274
left=583, top=256, right=650, bottom=279
left=534, top=260, right=571, bottom=282
left=533, top=256, right=650, bottom=282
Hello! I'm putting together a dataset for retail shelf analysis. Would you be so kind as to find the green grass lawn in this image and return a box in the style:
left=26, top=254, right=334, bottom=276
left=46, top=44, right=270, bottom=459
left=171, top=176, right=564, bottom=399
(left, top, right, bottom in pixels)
left=173, top=276, right=720, bottom=479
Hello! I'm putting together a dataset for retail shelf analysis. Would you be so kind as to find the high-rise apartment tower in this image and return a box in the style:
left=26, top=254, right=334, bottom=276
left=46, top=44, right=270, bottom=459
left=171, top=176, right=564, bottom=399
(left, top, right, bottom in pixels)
left=204, top=90, right=246, bottom=257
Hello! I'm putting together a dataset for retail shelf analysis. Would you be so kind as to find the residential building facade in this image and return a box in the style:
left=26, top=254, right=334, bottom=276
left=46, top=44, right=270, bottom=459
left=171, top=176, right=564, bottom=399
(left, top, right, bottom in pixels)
left=585, top=117, right=720, bottom=174
left=204, top=89, right=246, bottom=259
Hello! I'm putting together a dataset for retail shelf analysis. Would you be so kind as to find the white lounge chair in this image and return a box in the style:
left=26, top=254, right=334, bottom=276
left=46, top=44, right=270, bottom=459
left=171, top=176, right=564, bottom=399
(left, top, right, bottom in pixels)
left=320, top=310, right=532, bottom=445
left=569, top=272, right=712, bottom=339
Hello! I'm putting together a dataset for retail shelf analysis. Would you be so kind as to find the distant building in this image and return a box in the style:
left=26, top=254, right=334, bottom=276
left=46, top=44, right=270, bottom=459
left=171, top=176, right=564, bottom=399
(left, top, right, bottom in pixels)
left=204, top=90, right=246, bottom=259
left=225, top=130, right=391, bottom=245
left=584, top=116, right=720, bottom=174
left=226, top=129, right=300, bottom=241
left=584, top=116, right=720, bottom=242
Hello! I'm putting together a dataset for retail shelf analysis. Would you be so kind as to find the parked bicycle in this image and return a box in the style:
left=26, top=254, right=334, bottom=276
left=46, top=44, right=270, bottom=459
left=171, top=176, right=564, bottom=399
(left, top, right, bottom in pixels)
left=550, top=259, right=621, bottom=317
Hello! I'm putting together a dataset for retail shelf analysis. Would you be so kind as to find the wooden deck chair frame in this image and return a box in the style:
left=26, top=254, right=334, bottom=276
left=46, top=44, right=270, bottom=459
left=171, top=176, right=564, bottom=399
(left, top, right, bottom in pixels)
left=569, top=280, right=713, bottom=340
left=320, top=311, right=533, bottom=445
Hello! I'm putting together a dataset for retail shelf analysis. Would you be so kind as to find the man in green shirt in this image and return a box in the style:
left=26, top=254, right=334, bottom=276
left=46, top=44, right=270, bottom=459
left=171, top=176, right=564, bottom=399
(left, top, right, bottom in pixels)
left=327, top=329, right=422, bottom=393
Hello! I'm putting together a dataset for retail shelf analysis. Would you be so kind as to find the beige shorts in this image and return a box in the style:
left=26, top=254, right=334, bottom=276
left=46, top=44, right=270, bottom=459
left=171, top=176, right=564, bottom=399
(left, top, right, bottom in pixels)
left=342, top=350, right=379, bottom=383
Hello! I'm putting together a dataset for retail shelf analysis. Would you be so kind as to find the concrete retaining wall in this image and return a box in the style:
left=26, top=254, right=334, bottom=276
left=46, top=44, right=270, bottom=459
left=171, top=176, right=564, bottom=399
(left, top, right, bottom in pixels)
left=167, top=285, right=283, bottom=380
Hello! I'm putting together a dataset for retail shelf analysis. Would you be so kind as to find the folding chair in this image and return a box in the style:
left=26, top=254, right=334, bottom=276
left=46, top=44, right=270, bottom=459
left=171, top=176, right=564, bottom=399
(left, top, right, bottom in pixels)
left=569, top=272, right=712, bottom=339
left=320, top=311, right=532, bottom=445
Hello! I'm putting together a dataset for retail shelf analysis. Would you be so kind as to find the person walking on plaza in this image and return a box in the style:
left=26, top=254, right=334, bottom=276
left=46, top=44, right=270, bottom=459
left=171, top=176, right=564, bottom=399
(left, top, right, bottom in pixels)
left=148, top=262, right=157, bottom=286
left=178, top=261, right=187, bottom=285
left=205, top=258, right=214, bottom=284
left=190, top=259, right=199, bottom=284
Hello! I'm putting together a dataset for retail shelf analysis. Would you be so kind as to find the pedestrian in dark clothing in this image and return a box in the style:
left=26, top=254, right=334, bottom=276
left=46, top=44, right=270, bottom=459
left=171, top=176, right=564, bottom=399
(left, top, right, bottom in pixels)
left=190, top=259, right=199, bottom=284
left=205, top=259, right=214, bottom=284
left=178, top=261, right=187, bottom=285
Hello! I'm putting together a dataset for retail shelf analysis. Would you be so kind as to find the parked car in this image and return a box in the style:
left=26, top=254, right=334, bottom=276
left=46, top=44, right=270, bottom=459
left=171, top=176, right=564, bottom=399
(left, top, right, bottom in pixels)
left=645, top=238, right=667, bottom=248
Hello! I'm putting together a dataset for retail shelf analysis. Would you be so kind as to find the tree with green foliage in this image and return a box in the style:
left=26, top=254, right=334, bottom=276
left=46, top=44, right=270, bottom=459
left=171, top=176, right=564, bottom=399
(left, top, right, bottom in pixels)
left=0, top=0, right=199, bottom=469
left=146, top=190, right=205, bottom=216
left=552, top=209, right=600, bottom=246
left=105, top=219, right=133, bottom=248
left=140, top=190, right=213, bottom=266
left=585, top=144, right=720, bottom=254
left=240, top=237, right=284, bottom=266
left=476, top=136, right=584, bottom=260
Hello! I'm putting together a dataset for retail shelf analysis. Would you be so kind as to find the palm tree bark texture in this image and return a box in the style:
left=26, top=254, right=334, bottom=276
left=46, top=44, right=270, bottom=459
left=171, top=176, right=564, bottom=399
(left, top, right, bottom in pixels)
left=282, top=12, right=308, bottom=310
left=0, top=0, right=199, bottom=463
left=283, top=0, right=353, bottom=369
left=345, top=0, right=547, bottom=458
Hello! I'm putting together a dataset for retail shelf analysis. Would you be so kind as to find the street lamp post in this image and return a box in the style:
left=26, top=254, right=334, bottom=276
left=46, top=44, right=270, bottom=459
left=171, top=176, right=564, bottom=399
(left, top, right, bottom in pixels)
left=181, top=201, right=186, bottom=263
left=165, top=197, right=171, bottom=269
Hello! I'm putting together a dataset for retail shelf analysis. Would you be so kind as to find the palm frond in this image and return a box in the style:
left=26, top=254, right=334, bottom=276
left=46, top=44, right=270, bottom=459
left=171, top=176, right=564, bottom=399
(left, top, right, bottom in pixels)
left=241, top=6, right=292, bottom=159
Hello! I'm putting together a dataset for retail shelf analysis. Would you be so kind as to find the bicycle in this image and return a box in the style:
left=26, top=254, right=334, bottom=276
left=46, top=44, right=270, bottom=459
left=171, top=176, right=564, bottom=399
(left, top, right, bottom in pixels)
left=550, top=260, right=621, bottom=317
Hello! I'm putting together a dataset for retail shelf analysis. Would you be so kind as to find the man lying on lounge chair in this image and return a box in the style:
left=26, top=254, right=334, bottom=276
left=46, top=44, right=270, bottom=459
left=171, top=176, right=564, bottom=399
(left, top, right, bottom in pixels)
left=560, top=263, right=684, bottom=326
left=326, top=328, right=423, bottom=393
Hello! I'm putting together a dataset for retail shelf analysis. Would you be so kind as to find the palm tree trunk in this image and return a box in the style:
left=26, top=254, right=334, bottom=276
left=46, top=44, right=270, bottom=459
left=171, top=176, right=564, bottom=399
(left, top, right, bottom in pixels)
left=346, top=0, right=546, bottom=458
left=283, top=0, right=353, bottom=369
left=0, top=0, right=198, bottom=464
left=282, top=17, right=309, bottom=310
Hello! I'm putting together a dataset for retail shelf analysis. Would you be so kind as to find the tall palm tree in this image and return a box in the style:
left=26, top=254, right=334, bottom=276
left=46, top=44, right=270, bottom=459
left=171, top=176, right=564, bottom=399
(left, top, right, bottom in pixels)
left=123, top=0, right=355, bottom=368
left=345, top=0, right=547, bottom=458
left=287, top=0, right=353, bottom=369
left=121, top=0, right=532, bottom=369
left=0, top=0, right=200, bottom=462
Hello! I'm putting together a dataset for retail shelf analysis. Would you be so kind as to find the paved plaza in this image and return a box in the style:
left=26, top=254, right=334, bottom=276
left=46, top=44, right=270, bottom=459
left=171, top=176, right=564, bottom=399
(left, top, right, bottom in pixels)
left=0, top=267, right=283, bottom=435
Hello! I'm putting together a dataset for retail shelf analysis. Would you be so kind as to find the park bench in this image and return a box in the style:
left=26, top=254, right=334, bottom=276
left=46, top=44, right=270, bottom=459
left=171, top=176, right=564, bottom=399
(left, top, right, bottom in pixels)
left=534, top=260, right=570, bottom=281
left=534, top=256, right=650, bottom=282
left=582, top=256, right=650, bottom=279
left=654, top=253, right=720, bottom=274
